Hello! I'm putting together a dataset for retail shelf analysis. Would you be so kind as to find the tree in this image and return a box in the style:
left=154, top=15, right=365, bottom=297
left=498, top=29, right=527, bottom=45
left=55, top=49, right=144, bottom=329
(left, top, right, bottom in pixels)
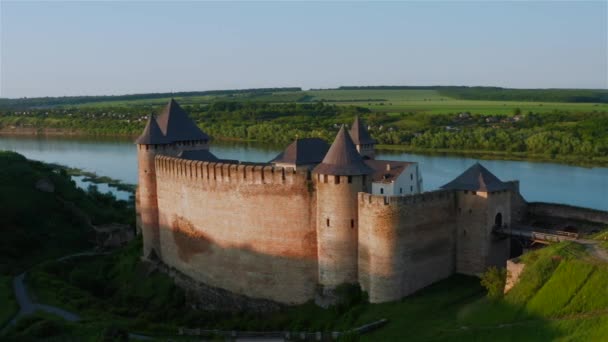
left=480, top=266, right=508, bottom=301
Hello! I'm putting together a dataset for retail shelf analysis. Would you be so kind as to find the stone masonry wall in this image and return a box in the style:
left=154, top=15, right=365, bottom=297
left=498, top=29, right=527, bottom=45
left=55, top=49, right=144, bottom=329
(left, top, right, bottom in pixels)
left=154, top=156, right=318, bottom=305
left=358, top=190, right=457, bottom=303
left=138, top=145, right=161, bottom=258
left=456, top=190, right=511, bottom=276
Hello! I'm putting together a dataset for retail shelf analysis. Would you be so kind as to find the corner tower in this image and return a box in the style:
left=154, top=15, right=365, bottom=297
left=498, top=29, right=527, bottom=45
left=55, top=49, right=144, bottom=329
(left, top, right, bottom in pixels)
left=135, top=99, right=211, bottom=260
left=441, top=163, right=512, bottom=275
left=313, top=126, right=373, bottom=291
left=349, top=116, right=376, bottom=160
left=135, top=115, right=171, bottom=259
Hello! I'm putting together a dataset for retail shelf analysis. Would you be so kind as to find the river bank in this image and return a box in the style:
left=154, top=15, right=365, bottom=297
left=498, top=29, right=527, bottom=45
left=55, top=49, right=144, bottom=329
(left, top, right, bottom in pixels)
left=376, top=145, right=608, bottom=168
left=2, top=129, right=607, bottom=168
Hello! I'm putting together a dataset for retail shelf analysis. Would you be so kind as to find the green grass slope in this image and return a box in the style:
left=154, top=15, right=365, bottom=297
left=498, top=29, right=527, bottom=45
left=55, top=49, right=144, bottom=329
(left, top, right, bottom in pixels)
left=16, top=240, right=608, bottom=341
left=0, top=151, right=133, bottom=275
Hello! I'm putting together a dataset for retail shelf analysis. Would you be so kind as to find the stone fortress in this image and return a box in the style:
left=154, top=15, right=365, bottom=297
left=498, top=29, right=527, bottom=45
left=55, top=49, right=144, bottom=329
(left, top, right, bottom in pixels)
left=135, top=99, right=519, bottom=305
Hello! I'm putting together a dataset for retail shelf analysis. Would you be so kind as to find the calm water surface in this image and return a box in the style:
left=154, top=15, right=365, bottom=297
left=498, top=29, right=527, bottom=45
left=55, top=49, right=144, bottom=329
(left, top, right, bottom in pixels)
left=0, top=135, right=606, bottom=211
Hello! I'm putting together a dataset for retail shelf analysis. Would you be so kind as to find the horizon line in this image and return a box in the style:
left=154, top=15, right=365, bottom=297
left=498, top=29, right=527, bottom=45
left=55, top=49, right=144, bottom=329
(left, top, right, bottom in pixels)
left=2, top=84, right=607, bottom=100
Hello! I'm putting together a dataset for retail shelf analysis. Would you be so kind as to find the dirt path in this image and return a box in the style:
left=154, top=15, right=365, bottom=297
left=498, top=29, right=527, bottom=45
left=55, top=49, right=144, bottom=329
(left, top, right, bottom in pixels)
left=2, top=251, right=153, bottom=340
left=9, top=273, right=80, bottom=325
left=7, top=251, right=109, bottom=327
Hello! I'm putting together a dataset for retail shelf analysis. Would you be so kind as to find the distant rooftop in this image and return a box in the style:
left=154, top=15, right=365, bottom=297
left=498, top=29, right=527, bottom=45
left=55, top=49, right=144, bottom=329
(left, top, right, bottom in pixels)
left=313, top=126, right=373, bottom=176
left=156, top=99, right=210, bottom=142
left=365, top=159, right=414, bottom=183
left=177, top=149, right=220, bottom=162
left=270, top=138, right=329, bottom=166
left=134, top=115, right=171, bottom=145
left=135, top=99, right=210, bottom=145
left=349, top=116, right=376, bottom=145
left=441, top=162, right=509, bottom=192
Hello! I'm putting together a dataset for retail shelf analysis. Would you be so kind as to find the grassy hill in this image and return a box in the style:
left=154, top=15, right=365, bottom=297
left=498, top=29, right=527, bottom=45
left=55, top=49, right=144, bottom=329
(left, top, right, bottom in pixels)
left=0, top=151, right=135, bottom=337
left=0, top=151, right=133, bottom=275
left=4, top=237, right=608, bottom=340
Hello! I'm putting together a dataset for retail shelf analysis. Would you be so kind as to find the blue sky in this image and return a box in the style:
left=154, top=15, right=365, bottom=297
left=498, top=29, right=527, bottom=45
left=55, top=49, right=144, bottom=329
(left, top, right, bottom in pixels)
left=1, top=1, right=606, bottom=98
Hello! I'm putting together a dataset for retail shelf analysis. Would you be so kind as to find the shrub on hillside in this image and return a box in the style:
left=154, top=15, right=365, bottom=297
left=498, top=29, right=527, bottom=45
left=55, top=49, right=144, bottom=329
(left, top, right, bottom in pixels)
left=480, top=266, right=508, bottom=301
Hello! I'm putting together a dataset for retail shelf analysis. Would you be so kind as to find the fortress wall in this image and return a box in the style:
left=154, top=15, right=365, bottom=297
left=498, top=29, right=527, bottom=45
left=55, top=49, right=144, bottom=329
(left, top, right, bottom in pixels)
left=358, top=190, right=457, bottom=303
left=505, top=180, right=527, bottom=223
left=527, top=202, right=608, bottom=224
left=154, top=156, right=318, bottom=305
left=456, top=190, right=511, bottom=276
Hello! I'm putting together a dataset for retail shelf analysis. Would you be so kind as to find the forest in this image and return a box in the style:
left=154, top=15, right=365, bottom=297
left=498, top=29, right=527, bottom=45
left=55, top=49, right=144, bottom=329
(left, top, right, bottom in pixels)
left=1, top=85, right=607, bottom=166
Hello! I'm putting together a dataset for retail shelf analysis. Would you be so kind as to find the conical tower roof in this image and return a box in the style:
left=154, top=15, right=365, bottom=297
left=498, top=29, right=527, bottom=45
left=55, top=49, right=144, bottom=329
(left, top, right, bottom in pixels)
left=134, top=115, right=171, bottom=145
left=156, top=99, right=209, bottom=142
left=349, top=116, right=375, bottom=145
left=270, top=138, right=329, bottom=165
left=441, top=162, right=509, bottom=192
left=313, top=126, right=373, bottom=175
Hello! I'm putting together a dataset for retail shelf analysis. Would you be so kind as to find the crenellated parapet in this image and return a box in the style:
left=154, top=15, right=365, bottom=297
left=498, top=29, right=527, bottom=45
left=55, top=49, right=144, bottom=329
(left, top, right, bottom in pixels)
left=155, top=155, right=310, bottom=185
left=359, top=189, right=455, bottom=207
left=154, top=155, right=309, bottom=186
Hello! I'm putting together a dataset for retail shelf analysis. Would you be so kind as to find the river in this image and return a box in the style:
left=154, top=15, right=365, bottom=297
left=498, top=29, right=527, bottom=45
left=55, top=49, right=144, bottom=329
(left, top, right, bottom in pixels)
left=0, top=135, right=606, bottom=211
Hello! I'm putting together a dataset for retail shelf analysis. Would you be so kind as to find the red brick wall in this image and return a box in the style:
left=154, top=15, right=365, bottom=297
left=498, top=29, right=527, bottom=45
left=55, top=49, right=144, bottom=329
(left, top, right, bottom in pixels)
left=315, top=174, right=368, bottom=288
left=154, top=156, right=318, bottom=304
left=358, top=191, right=457, bottom=303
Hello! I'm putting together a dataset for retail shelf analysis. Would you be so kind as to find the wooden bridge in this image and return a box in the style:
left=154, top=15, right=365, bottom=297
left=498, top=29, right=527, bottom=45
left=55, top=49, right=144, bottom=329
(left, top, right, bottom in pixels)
left=495, top=225, right=579, bottom=244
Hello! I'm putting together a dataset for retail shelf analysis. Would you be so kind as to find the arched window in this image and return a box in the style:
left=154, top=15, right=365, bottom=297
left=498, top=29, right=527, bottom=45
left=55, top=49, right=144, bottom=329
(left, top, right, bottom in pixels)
left=380, top=188, right=384, bottom=194
left=495, top=213, right=503, bottom=228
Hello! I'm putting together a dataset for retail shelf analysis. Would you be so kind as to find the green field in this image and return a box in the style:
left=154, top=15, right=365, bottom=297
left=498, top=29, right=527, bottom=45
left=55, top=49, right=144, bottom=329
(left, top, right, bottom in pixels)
left=70, top=89, right=608, bottom=115
left=1, top=87, right=607, bottom=167
left=306, top=89, right=607, bottom=115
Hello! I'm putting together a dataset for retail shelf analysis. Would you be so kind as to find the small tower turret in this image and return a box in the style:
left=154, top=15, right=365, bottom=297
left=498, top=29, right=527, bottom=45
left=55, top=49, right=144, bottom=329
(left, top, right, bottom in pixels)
left=135, top=115, right=171, bottom=259
left=313, top=126, right=373, bottom=294
left=349, top=116, right=376, bottom=160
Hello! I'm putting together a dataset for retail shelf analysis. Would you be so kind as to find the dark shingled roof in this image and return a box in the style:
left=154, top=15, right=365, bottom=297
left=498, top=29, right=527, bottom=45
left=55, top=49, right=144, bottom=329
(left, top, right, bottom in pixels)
left=349, top=116, right=376, bottom=145
left=270, top=138, right=329, bottom=165
left=177, top=149, right=220, bottom=162
left=313, top=126, right=373, bottom=176
left=441, top=162, right=509, bottom=192
left=156, top=99, right=209, bottom=142
left=365, top=159, right=414, bottom=183
left=134, top=115, right=171, bottom=145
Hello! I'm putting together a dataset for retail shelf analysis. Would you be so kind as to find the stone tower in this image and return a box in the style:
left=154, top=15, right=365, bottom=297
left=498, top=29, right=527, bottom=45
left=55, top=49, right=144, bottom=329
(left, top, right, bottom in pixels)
left=135, top=115, right=171, bottom=259
left=313, top=126, right=373, bottom=290
left=135, top=99, right=210, bottom=259
left=441, top=163, right=511, bottom=275
left=349, top=116, right=376, bottom=160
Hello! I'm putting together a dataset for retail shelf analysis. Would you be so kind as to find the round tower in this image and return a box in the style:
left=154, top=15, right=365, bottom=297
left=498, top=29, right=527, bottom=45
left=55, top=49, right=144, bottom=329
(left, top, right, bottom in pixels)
left=136, top=99, right=212, bottom=260
left=135, top=115, right=171, bottom=260
left=313, top=126, right=373, bottom=289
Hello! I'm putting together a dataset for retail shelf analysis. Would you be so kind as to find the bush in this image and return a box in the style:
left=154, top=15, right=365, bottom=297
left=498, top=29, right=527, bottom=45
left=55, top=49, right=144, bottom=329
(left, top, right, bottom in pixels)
left=480, top=266, right=508, bottom=301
